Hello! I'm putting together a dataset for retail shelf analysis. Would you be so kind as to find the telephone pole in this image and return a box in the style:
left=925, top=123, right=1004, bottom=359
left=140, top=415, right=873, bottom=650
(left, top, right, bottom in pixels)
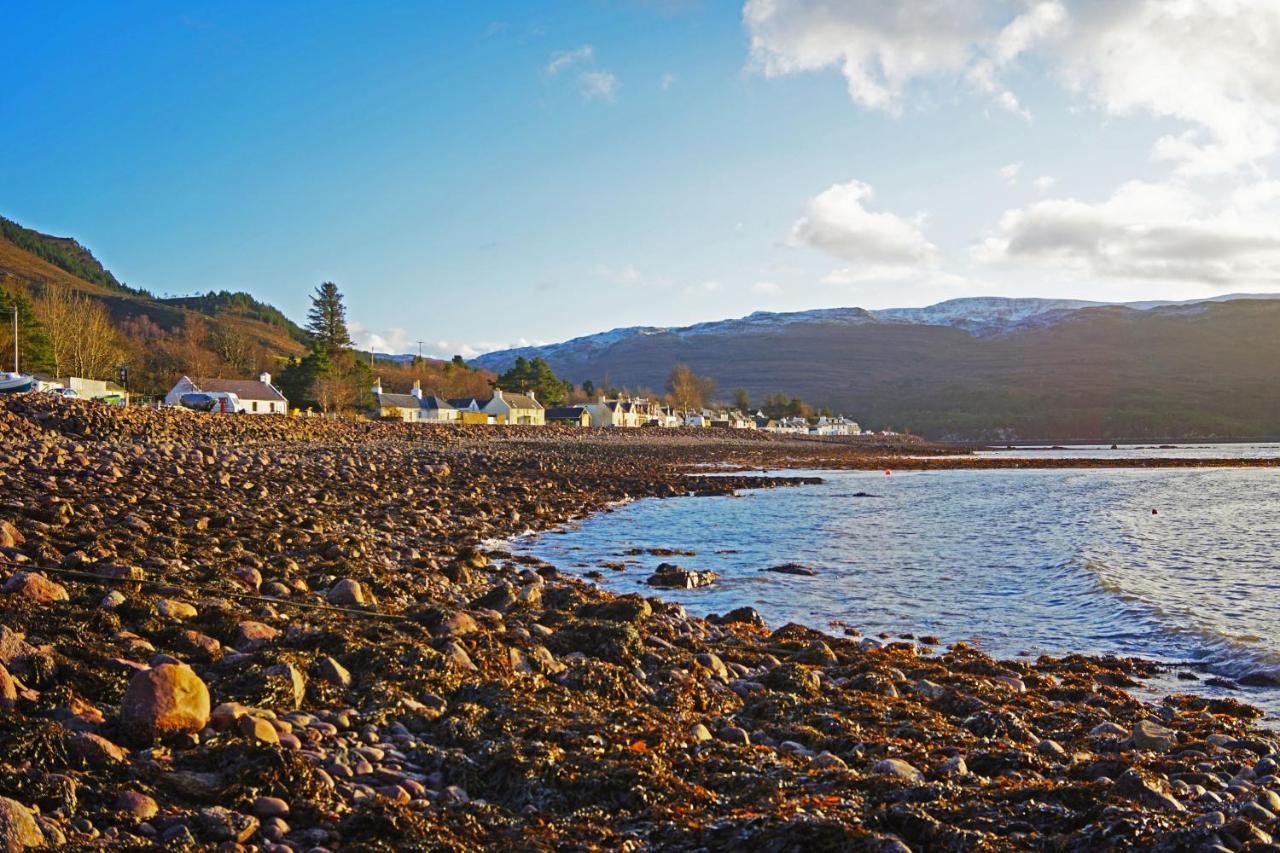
left=416, top=340, right=424, bottom=361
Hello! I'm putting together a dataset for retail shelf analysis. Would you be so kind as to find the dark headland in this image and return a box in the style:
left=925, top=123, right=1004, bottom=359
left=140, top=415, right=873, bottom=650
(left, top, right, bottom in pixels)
left=2, top=394, right=1278, bottom=850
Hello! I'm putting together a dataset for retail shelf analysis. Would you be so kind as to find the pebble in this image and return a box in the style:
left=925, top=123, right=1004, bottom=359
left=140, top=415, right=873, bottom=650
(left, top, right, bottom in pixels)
left=114, top=791, right=158, bottom=820
left=250, top=797, right=289, bottom=818
left=873, top=758, right=925, bottom=783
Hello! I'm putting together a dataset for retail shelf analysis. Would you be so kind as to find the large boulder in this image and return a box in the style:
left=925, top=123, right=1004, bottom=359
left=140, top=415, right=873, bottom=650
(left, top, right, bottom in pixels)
left=120, top=663, right=211, bottom=742
left=1132, top=719, right=1178, bottom=752
left=0, top=797, right=43, bottom=851
left=326, top=579, right=364, bottom=606
left=2, top=572, right=69, bottom=604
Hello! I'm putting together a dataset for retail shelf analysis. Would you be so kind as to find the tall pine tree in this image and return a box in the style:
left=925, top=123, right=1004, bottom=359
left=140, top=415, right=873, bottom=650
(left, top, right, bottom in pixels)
left=306, top=282, right=353, bottom=354
left=0, top=281, right=53, bottom=374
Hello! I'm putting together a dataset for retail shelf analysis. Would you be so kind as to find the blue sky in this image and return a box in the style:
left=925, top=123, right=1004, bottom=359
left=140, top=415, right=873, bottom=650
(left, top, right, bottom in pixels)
left=3, top=1, right=1278, bottom=357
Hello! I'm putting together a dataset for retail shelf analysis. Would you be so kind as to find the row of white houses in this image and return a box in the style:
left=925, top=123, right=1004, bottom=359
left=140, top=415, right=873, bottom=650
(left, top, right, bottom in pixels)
left=161, top=373, right=862, bottom=436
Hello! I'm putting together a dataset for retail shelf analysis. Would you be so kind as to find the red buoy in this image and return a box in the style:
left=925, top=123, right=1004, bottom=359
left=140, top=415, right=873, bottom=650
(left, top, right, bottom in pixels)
left=885, top=469, right=892, bottom=476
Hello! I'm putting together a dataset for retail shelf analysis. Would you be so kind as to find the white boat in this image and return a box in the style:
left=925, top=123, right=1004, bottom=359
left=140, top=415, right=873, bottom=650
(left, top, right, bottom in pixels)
left=0, top=373, right=34, bottom=394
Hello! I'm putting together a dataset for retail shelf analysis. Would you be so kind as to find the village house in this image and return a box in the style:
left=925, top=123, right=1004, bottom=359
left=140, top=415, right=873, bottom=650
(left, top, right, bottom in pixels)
left=481, top=388, right=544, bottom=425
left=753, top=413, right=778, bottom=431
left=709, top=410, right=756, bottom=429
left=545, top=405, right=592, bottom=426
left=371, top=379, right=422, bottom=422
left=810, top=415, right=861, bottom=437
left=585, top=396, right=660, bottom=428
left=371, top=379, right=460, bottom=422
left=165, top=373, right=287, bottom=414
left=447, top=397, right=492, bottom=425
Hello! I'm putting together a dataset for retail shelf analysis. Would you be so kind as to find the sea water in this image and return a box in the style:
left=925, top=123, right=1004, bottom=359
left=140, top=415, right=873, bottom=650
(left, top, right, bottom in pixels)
left=510, top=464, right=1280, bottom=717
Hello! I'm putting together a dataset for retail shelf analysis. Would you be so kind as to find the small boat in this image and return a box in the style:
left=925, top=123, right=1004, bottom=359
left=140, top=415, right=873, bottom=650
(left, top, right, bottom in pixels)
left=0, top=373, right=34, bottom=394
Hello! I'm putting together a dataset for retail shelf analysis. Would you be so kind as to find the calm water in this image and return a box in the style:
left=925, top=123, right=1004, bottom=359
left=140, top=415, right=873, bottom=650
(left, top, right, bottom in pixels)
left=978, top=443, right=1280, bottom=460
left=511, top=465, right=1280, bottom=716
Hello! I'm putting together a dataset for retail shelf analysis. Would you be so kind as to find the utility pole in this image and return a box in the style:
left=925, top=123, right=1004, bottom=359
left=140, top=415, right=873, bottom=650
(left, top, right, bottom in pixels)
left=3, top=304, right=17, bottom=373
left=416, top=340, right=424, bottom=361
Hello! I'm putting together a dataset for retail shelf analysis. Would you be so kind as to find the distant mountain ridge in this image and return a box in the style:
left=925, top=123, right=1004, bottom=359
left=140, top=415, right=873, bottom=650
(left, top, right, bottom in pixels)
left=472, top=294, right=1280, bottom=370
left=471, top=295, right=1280, bottom=441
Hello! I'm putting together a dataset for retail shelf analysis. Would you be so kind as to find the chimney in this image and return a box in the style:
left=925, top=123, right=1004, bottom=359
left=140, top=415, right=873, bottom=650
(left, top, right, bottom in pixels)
left=528, top=390, right=536, bottom=402
left=259, top=371, right=272, bottom=386
left=372, top=377, right=382, bottom=396
left=493, top=388, right=503, bottom=399
left=411, top=379, right=422, bottom=400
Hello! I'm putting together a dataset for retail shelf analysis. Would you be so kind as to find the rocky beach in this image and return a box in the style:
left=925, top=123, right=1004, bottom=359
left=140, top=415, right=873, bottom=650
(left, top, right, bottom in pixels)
left=3, top=396, right=1280, bottom=851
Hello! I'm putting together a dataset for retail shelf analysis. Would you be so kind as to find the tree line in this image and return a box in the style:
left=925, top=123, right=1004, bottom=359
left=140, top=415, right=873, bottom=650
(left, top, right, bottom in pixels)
left=1, top=277, right=123, bottom=380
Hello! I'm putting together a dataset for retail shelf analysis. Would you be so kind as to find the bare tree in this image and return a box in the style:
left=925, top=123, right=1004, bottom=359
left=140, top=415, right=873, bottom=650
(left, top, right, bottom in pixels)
left=35, top=283, right=123, bottom=380
left=211, top=326, right=256, bottom=374
left=665, top=363, right=716, bottom=413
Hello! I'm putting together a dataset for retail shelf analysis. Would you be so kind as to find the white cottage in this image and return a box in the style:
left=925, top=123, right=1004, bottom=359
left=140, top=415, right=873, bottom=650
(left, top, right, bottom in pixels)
left=165, top=373, right=287, bottom=414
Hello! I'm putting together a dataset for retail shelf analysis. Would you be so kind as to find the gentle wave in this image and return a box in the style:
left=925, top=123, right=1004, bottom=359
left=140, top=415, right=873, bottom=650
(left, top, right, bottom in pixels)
left=511, top=465, right=1280, bottom=716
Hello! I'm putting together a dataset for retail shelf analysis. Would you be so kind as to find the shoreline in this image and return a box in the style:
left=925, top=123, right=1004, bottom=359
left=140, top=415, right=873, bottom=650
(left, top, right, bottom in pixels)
left=2, top=395, right=1279, bottom=849
left=507, top=468, right=1280, bottom=722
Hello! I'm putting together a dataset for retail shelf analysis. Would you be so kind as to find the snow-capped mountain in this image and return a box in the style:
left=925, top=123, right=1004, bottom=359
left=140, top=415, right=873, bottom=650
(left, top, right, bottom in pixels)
left=470, top=294, right=1280, bottom=372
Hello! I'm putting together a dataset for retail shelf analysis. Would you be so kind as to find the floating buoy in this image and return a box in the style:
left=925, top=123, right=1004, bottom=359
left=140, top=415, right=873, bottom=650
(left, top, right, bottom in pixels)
left=885, top=469, right=892, bottom=476
left=1152, top=508, right=1158, bottom=515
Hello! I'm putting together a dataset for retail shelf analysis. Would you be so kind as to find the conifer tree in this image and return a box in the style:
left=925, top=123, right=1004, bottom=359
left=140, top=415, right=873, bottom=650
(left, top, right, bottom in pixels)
left=306, top=282, right=353, bottom=353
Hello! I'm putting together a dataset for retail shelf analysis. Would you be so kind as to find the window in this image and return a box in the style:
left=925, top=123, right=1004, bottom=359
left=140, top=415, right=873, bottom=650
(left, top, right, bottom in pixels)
left=252, top=401, right=259, bottom=413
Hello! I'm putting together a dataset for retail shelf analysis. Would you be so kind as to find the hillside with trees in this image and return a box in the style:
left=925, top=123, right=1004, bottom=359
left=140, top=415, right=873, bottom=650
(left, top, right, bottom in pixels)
left=0, top=216, right=494, bottom=407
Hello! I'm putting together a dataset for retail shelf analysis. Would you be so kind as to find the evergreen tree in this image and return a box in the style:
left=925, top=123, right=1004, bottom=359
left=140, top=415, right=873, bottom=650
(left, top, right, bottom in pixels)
left=306, top=282, right=353, bottom=353
left=0, top=281, right=53, bottom=373
left=496, top=356, right=570, bottom=405
left=733, top=387, right=751, bottom=413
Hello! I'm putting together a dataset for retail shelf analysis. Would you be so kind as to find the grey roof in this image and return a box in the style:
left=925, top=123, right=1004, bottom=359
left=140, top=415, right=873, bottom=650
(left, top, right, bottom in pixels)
left=545, top=406, right=588, bottom=420
left=375, top=392, right=420, bottom=409
left=498, top=392, right=540, bottom=409
left=195, top=378, right=287, bottom=402
left=448, top=398, right=480, bottom=410
left=420, top=395, right=456, bottom=410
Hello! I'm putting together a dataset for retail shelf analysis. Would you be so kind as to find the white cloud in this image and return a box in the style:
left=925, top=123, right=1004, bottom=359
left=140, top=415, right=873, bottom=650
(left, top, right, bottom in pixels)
left=580, top=70, right=619, bottom=100
left=751, top=280, right=782, bottom=295
left=661, top=72, right=677, bottom=90
left=548, top=45, right=594, bottom=75
left=1033, top=175, right=1057, bottom=193
left=743, top=0, right=1065, bottom=113
left=974, top=178, right=1280, bottom=285
left=743, top=1, right=1280, bottom=174
left=1000, top=161, right=1023, bottom=185
left=790, top=179, right=937, bottom=267
left=682, top=279, right=723, bottom=296
left=548, top=45, right=619, bottom=101
left=1055, top=1, right=1280, bottom=175
left=593, top=263, right=650, bottom=286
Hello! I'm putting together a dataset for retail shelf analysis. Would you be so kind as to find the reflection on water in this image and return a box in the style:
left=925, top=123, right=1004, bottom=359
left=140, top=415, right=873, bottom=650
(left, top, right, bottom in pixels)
left=512, top=466, right=1280, bottom=716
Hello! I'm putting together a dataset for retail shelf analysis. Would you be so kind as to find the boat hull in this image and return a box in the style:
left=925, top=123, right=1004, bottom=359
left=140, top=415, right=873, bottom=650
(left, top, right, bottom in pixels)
left=0, top=374, right=34, bottom=394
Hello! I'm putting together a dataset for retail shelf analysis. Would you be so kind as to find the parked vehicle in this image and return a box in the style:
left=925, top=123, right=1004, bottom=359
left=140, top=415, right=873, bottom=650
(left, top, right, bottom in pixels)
left=178, top=391, right=243, bottom=413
